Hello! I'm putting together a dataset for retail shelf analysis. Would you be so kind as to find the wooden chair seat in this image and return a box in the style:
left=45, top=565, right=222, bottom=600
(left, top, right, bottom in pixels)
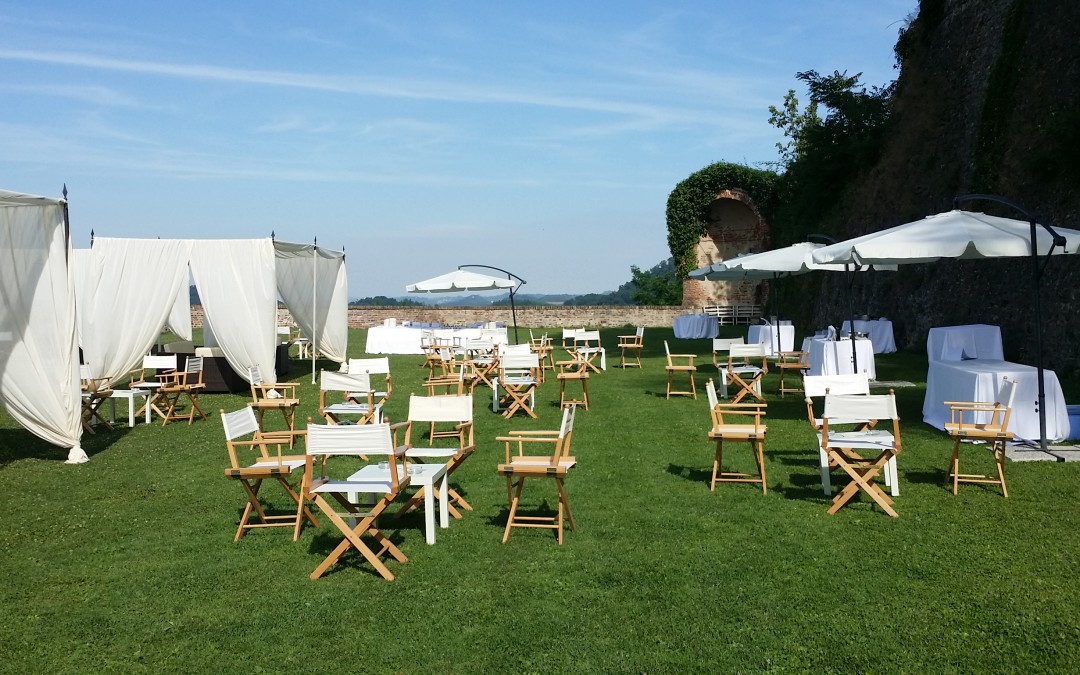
left=943, top=377, right=1016, bottom=497
left=496, top=405, right=579, bottom=544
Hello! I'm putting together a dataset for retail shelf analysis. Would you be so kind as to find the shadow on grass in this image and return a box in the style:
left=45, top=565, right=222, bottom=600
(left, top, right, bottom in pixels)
left=0, top=425, right=133, bottom=468
left=763, top=447, right=818, bottom=468
left=772, top=471, right=832, bottom=503
left=305, top=529, right=409, bottom=580
left=666, top=462, right=713, bottom=485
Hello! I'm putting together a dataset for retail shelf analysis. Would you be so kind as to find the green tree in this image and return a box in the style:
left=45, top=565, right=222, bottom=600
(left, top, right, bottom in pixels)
left=767, top=89, right=821, bottom=169
left=629, top=260, right=682, bottom=306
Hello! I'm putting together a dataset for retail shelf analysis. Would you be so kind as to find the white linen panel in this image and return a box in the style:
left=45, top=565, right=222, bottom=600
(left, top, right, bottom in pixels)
left=0, top=194, right=84, bottom=462
left=273, top=242, right=347, bottom=363
left=166, top=277, right=193, bottom=341
left=77, top=238, right=193, bottom=385
left=190, top=239, right=278, bottom=384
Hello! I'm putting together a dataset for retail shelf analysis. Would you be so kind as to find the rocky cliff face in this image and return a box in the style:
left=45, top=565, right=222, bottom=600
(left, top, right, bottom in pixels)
left=817, top=0, right=1080, bottom=377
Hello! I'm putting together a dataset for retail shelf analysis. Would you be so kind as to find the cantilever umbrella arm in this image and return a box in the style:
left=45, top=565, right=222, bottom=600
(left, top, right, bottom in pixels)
left=953, top=194, right=1066, bottom=451
left=457, top=264, right=526, bottom=344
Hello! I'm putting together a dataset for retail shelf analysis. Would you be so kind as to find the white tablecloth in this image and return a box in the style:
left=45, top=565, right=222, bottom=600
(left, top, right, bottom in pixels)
left=841, top=319, right=896, bottom=354
left=673, top=314, right=718, bottom=339
left=926, top=324, right=1003, bottom=362
left=747, top=325, right=795, bottom=356
left=365, top=326, right=507, bottom=354
left=803, top=337, right=876, bottom=379
left=923, top=359, right=1070, bottom=442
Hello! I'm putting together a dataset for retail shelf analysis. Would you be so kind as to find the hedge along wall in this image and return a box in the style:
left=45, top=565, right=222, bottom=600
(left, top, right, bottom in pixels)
left=191, top=305, right=691, bottom=330
left=665, top=161, right=779, bottom=277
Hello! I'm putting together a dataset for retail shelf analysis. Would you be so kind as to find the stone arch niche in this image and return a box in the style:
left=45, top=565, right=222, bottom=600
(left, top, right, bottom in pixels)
left=682, top=188, right=770, bottom=308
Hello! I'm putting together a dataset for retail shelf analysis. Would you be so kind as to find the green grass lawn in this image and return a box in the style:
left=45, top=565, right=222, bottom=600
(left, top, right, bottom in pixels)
left=2, top=327, right=1079, bottom=673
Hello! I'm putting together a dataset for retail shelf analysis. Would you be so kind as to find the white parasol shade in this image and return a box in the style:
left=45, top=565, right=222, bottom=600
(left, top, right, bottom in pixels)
left=689, top=241, right=896, bottom=281
left=810, top=210, right=1080, bottom=266
left=809, top=203, right=1080, bottom=450
left=406, top=269, right=515, bottom=293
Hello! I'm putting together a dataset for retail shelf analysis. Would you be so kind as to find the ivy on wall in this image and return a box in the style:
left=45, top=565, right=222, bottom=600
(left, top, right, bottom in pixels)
left=664, top=161, right=778, bottom=277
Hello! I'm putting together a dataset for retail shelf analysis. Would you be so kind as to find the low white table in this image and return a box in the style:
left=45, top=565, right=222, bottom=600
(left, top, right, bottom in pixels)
left=803, top=337, right=876, bottom=379
left=923, top=359, right=1071, bottom=443
left=108, top=389, right=152, bottom=427
left=748, top=324, right=795, bottom=356
left=346, top=463, right=448, bottom=545
left=841, top=319, right=896, bottom=354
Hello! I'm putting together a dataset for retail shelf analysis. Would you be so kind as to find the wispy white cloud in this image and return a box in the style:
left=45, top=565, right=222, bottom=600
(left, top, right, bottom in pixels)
left=0, top=82, right=139, bottom=107
left=0, top=48, right=739, bottom=127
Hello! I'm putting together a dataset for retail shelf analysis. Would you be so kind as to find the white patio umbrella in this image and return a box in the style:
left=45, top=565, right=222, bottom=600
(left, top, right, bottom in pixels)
left=406, top=266, right=525, bottom=343
left=810, top=197, right=1080, bottom=450
left=689, top=241, right=894, bottom=361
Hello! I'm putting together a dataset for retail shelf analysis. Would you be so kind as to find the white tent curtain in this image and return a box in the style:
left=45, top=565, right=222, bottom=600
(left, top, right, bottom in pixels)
left=189, top=238, right=278, bottom=385
left=75, top=238, right=193, bottom=384
left=166, top=277, right=192, bottom=341
left=0, top=190, right=84, bottom=463
left=273, top=241, right=347, bottom=363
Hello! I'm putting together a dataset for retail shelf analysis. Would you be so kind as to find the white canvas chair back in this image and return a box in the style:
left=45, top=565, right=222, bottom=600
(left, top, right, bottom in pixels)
left=185, top=356, right=203, bottom=376
left=823, top=393, right=898, bottom=423
left=501, top=351, right=539, bottom=372
left=307, top=422, right=397, bottom=457
left=706, top=378, right=718, bottom=408
left=728, top=342, right=766, bottom=363
left=221, top=406, right=261, bottom=441
left=321, top=369, right=372, bottom=393
left=713, top=337, right=745, bottom=352
left=804, top=373, right=870, bottom=398
left=143, top=354, right=177, bottom=371
left=500, top=343, right=533, bottom=356
left=248, top=365, right=266, bottom=386
left=79, top=364, right=95, bottom=382
left=348, top=357, right=391, bottom=375
left=408, top=394, right=473, bottom=424
left=996, top=377, right=1018, bottom=413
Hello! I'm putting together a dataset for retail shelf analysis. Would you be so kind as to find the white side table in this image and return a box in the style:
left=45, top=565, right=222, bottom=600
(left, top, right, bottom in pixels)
left=108, top=389, right=152, bottom=427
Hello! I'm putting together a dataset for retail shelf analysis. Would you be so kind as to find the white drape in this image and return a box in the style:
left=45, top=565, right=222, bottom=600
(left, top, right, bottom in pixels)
left=76, top=238, right=193, bottom=384
left=166, top=277, right=193, bottom=341
left=273, top=241, right=347, bottom=363
left=189, top=239, right=278, bottom=384
left=0, top=190, right=83, bottom=462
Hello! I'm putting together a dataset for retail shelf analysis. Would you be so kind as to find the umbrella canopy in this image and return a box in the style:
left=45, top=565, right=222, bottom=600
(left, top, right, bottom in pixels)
left=810, top=204, right=1080, bottom=450
left=689, top=241, right=895, bottom=281
left=689, top=242, right=897, bottom=365
left=810, top=210, right=1080, bottom=266
left=406, top=269, right=515, bottom=293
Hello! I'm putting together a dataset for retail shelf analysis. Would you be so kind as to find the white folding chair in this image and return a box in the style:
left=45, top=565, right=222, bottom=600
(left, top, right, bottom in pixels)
left=804, top=374, right=898, bottom=497
left=302, top=423, right=410, bottom=580
left=819, top=392, right=902, bottom=517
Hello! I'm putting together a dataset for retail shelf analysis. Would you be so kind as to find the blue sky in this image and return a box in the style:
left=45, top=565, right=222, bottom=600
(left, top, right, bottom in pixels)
left=0, top=0, right=915, bottom=298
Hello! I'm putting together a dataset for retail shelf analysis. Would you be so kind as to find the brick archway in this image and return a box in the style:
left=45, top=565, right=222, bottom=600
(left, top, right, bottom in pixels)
left=683, top=188, right=770, bottom=308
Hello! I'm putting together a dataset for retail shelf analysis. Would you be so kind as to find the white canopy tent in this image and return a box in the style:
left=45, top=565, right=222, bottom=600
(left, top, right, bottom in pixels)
left=75, top=237, right=348, bottom=393
left=274, top=240, right=348, bottom=382
left=0, top=189, right=85, bottom=463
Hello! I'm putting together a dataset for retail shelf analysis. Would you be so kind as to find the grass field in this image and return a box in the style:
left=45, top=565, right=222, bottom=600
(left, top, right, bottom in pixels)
left=2, top=327, right=1079, bottom=673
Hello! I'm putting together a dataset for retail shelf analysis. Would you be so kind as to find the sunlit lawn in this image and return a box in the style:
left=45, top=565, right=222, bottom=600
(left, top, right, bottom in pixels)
left=1, top=327, right=1078, bottom=672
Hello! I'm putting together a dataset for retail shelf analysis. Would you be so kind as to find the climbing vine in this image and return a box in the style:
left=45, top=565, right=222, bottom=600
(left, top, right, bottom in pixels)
left=664, top=162, right=778, bottom=277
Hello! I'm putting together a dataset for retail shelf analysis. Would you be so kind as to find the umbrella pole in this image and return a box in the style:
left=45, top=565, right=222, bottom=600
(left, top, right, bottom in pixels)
left=1029, top=219, right=1049, bottom=452
left=955, top=194, right=1068, bottom=452
left=847, top=270, right=858, bottom=374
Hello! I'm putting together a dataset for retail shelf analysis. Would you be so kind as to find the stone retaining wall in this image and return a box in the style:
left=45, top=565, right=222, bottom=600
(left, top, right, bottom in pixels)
left=190, top=305, right=689, bottom=329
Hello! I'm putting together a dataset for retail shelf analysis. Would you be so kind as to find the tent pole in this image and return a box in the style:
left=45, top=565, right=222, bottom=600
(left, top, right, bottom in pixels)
left=955, top=194, right=1067, bottom=452
left=311, top=238, right=317, bottom=384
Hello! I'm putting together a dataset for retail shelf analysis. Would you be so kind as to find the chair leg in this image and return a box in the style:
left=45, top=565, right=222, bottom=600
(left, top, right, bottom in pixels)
left=557, top=478, right=576, bottom=534
left=503, top=477, right=525, bottom=543
left=755, top=439, right=767, bottom=495
left=994, top=442, right=1009, bottom=498
left=710, top=439, right=722, bottom=492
